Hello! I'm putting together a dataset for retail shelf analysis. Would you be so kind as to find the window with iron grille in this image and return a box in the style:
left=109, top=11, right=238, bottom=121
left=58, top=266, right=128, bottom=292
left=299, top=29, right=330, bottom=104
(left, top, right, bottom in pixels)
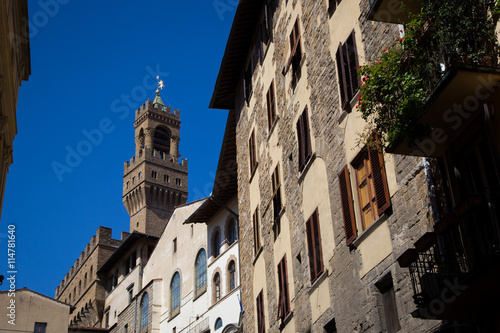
left=306, top=209, right=324, bottom=283
left=277, top=255, right=290, bottom=321
left=296, top=106, right=312, bottom=172
left=336, top=31, right=360, bottom=111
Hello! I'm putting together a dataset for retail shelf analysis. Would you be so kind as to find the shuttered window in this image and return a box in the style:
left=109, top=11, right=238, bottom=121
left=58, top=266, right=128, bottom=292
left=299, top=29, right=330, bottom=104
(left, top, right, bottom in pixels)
left=338, top=165, right=357, bottom=245
left=336, top=31, right=359, bottom=111
left=339, top=135, right=391, bottom=244
left=306, top=209, right=323, bottom=283
left=296, top=106, right=313, bottom=172
left=256, top=290, right=266, bottom=333
left=277, top=255, right=290, bottom=320
left=243, top=62, right=253, bottom=103
left=249, top=130, right=257, bottom=176
left=253, top=207, right=261, bottom=254
left=285, top=17, right=302, bottom=76
left=267, top=81, right=277, bottom=130
left=272, top=165, right=282, bottom=239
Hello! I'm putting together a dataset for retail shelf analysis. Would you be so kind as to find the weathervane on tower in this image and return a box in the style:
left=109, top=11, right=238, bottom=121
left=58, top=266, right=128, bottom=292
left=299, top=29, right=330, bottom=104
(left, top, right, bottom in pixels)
left=156, top=76, right=164, bottom=94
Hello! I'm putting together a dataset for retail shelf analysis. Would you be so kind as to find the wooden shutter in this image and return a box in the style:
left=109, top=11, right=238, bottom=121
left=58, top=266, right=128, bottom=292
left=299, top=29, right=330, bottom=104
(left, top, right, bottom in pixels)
left=249, top=130, right=257, bottom=173
left=338, top=165, right=357, bottom=245
left=285, top=18, right=301, bottom=74
left=267, top=82, right=276, bottom=130
left=306, top=209, right=323, bottom=282
left=336, top=43, right=348, bottom=109
left=256, top=290, right=265, bottom=333
left=346, top=31, right=360, bottom=97
left=368, top=136, right=391, bottom=216
left=297, top=107, right=312, bottom=171
left=253, top=208, right=261, bottom=254
left=303, top=108, right=312, bottom=164
left=277, top=256, right=289, bottom=319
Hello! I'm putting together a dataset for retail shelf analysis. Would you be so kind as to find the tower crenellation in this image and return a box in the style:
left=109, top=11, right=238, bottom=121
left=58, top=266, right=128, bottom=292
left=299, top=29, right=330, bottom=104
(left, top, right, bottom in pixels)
left=123, top=88, right=188, bottom=237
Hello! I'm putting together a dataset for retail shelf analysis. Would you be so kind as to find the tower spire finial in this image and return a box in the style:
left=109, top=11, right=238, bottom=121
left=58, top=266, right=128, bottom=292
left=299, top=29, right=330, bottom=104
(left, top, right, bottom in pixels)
left=156, top=76, right=165, bottom=95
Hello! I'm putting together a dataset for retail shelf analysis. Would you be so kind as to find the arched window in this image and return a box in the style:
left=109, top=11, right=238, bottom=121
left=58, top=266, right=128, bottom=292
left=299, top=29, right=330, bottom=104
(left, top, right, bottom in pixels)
left=215, top=318, right=223, bottom=330
left=228, top=260, right=236, bottom=291
left=69, top=293, right=72, bottom=303
left=153, top=127, right=171, bottom=155
left=227, top=218, right=237, bottom=245
left=212, top=231, right=221, bottom=257
left=214, top=273, right=221, bottom=303
left=84, top=273, right=87, bottom=289
left=78, top=280, right=82, bottom=295
left=140, top=293, right=149, bottom=331
left=195, top=249, right=207, bottom=295
left=171, top=272, right=181, bottom=316
left=90, top=266, right=93, bottom=278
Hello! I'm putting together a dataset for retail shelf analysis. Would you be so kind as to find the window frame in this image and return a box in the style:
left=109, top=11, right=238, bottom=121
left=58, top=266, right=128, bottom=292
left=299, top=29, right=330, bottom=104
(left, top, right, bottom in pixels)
left=170, top=273, right=181, bottom=317
left=285, top=17, right=303, bottom=78
left=249, top=129, right=258, bottom=177
left=256, top=290, right=266, bottom=333
left=140, top=293, right=149, bottom=332
left=34, top=322, right=47, bottom=333
left=214, top=272, right=221, bottom=303
left=253, top=206, right=261, bottom=255
left=271, top=164, right=282, bottom=240
left=212, top=230, right=221, bottom=258
left=267, top=81, right=277, bottom=131
left=195, top=249, right=207, bottom=296
left=228, top=260, right=236, bottom=291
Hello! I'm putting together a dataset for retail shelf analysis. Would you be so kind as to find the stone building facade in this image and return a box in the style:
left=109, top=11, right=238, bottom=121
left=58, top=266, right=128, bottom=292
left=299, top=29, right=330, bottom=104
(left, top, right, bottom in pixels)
left=55, top=226, right=122, bottom=328
left=0, top=0, right=31, bottom=219
left=208, top=0, right=500, bottom=332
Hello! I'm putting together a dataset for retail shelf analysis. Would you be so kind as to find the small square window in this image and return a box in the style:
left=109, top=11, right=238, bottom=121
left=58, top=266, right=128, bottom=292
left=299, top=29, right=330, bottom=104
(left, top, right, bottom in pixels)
left=173, top=238, right=177, bottom=253
left=34, top=322, right=47, bottom=333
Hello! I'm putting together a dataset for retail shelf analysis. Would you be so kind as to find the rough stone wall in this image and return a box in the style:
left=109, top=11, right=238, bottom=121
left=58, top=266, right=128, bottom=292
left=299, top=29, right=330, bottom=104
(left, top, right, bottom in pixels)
left=234, top=0, right=442, bottom=332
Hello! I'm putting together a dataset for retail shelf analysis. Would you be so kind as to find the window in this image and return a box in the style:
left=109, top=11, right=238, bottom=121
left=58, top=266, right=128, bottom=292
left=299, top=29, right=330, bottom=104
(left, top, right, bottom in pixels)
left=173, top=238, right=177, bottom=253
left=124, top=324, right=128, bottom=333
left=272, top=165, right=282, bottom=240
left=130, top=251, right=136, bottom=269
left=84, top=273, right=87, bottom=289
left=171, top=273, right=181, bottom=316
left=249, top=129, right=257, bottom=176
left=195, top=249, right=207, bottom=295
left=243, top=61, right=253, bottom=103
left=376, top=275, right=401, bottom=333
left=126, top=181, right=129, bottom=189
left=164, top=174, right=169, bottom=182
left=328, top=0, right=342, bottom=16
left=215, top=318, right=223, bottom=330
left=338, top=136, right=391, bottom=245
left=286, top=18, right=302, bottom=77
left=306, top=209, right=324, bottom=283
left=253, top=207, right=261, bottom=254
left=227, top=218, right=237, bottom=245
left=132, top=176, right=135, bottom=184
left=260, top=2, right=273, bottom=55
left=124, top=256, right=131, bottom=275
left=228, top=260, right=236, bottom=291
left=176, top=178, right=181, bottom=186
left=69, top=293, right=71, bottom=303
left=214, top=272, right=221, bottom=303
left=212, top=231, right=221, bottom=257
left=128, top=284, right=134, bottom=304
left=256, top=290, right=265, bottom=333
left=152, top=170, right=157, bottom=179
left=140, top=293, right=149, bottom=331
left=78, top=280, right=81, bottom=295
left=277, top=255, right=290, bottom=320
left=104, top=309, right=110, bottom=328
left=336, top=31, right=360, bottom=111
left=296, top=106, right=313, bottom=171
left=267, top=81, right=277, bottom=130
left=324, top=318, right=337, bottom=333
left=138, top=171, right=142, bottom=180
left=34, top=322, right=47, bottom=333
left=112, top=271, right=118, bottom=289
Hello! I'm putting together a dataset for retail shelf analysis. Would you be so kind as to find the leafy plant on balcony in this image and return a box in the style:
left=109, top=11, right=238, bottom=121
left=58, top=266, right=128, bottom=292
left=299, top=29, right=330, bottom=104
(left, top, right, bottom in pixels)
left=358, top=0, right=499, bottom=147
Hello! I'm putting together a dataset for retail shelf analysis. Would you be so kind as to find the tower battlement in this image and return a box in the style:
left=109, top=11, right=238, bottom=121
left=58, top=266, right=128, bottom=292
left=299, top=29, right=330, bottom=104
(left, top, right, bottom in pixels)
left=135, top=99, right=180, bottom=119
left=123, top=148, right=188, bottom=174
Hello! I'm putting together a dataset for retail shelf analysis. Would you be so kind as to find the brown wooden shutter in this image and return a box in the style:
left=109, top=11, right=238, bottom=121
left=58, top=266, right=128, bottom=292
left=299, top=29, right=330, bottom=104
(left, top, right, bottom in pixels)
left=312, top=209, right=323, bottom=277
left=338, top=165, right=357, bottom=245
left=368, top=136, right=391, bottom=216
left=277, top=256, right=289, bottom=319
left=346, top=31, right=360, bottom=96
left=303, top=107, right=312, bottom=163
left=297, top=112, right=305, bottom=170
left=305, top=216, right=315, bottom=281
left=336, top=43, right=348, bottom=109
left=257, top=290, right=265, bottom=333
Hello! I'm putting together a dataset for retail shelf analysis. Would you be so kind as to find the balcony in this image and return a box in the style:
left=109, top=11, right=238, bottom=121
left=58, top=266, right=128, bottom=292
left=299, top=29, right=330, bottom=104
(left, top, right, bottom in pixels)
left=387, top=63, right=500, bottom=157
left=367, top=0, right=421, bottom=24
left=398, top=192, right=500, bottom=320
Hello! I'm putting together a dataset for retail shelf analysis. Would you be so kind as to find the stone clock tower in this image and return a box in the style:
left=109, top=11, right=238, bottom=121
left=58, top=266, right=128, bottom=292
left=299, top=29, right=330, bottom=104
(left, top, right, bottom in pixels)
left=123, top=85, right=188, bottom=237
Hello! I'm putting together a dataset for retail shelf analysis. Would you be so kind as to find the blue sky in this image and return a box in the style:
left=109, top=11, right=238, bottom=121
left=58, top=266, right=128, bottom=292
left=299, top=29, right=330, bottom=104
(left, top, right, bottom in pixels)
left=1, top=0, right=236, bottom=298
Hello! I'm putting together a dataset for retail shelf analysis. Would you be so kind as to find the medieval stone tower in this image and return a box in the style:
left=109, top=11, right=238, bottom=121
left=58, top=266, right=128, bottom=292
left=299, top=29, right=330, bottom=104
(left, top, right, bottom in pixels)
left=123, top=87, right=188, bottom=237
